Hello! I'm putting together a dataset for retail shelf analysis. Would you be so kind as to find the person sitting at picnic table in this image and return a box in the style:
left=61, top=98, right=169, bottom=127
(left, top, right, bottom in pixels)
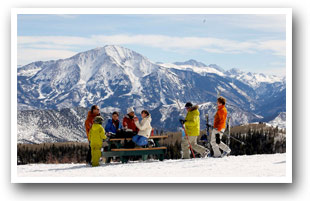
left=132, top=110, right=152, bottom=147
left=105, top=111, right=122, bottom=138
left=122, top=107, right=139, bottom=138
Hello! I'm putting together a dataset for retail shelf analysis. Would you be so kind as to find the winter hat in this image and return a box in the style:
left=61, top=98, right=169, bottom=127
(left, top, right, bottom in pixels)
left=185, top=102, right=193, bottom=108
left=127, top=107, right=134, bottom=114
left=93, top=116, right=104, bottom=124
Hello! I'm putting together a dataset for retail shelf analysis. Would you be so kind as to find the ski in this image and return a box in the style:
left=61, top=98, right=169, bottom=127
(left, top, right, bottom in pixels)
left=200, top=114, right=211, bottom=150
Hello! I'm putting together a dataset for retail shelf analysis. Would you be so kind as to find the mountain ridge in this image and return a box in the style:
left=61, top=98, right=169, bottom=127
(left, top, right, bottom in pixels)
left=17, top=45, right=286, bottom=132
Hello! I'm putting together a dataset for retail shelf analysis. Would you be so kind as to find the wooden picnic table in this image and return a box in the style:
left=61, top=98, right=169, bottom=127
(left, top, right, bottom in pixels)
left=102, top=135, right=168, bottom=163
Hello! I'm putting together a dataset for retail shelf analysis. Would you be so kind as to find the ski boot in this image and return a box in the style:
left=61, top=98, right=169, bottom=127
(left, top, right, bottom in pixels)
left=221, top=149, right=231, bottom=157
left=201, top=150, right=211, bottom=158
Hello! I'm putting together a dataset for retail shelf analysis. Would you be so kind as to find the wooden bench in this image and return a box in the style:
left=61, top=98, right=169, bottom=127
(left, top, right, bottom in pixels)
left=102, top=135, right=168, bottom=163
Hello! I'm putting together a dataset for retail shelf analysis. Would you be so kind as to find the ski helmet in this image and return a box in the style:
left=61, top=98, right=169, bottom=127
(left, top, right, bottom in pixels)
left=185, top=102, right=193, bottom=108
left=94, top=116, right=104, bottom=124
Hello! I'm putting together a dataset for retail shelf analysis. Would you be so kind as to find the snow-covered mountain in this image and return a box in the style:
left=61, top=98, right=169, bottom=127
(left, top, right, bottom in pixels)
left=159, top=61, right=225, bottom=76
left=161, top=62, right=285, bottom=90
left=17, top=45, right=286, bottom=142
left=158, top=61, right=285, bottom=117
left=174, top=59, right=208, bottom=67
left=17, top=107, right=94, bottom=144
left=225, top=68, right=285, bottom=89
left=18, top=45, right=161, bottom=110
left=268, top=112, right=286, bottom=129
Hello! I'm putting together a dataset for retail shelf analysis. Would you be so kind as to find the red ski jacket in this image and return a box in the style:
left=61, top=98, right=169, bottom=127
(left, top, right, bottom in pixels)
left=122, top=114, right=139, bottom=133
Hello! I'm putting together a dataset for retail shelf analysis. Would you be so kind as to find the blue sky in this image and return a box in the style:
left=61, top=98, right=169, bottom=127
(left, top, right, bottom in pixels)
left=17, top=14, right=286, bottom=76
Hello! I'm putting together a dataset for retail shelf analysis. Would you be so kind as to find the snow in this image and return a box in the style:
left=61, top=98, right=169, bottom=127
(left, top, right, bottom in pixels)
left=17, top=67, right=42, bottom=77
left=100, top=106, right=121, bottom=114
left=122, top=63, right=143, bottom=95
left=159, top=62, right=225, bottom=76
left=230, top=82, right=252, bottom=101
left=269, top=112, right=286, bottom=129
left=251, top=112, right=286, bottom=129
left=228, top=70, right=284, bottom=89
left=17, top=153, right=286, bottom=179
left=159, top=104, right=178, bottom=122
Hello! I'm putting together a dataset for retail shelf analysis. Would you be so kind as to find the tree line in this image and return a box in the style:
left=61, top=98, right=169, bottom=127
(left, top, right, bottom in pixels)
left=17, top=142, right=89, bottom=164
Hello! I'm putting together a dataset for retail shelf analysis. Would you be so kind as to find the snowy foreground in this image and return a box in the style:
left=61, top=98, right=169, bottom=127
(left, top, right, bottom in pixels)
left=17, top=154, right=286, bottom=180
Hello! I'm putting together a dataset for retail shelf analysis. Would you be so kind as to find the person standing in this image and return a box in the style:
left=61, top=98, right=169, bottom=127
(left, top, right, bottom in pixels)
left=180, top=102, right=210, bottom=159
left=210, top=97, right=231, bottom=157
left=84, top=105, right=100, bottom=165
left=89, top=116, right=107, bottom=167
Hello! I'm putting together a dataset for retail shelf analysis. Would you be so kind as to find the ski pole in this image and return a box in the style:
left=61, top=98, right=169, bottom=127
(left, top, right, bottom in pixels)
left=176, top=99, right=195, bottom=158
left=227, top=117, right=231, bottom=147
left=223, top=133, right=245, bottom=145
left=206, top=114, right=210, bottom=137
left=200, top=114, right=210, bottom=145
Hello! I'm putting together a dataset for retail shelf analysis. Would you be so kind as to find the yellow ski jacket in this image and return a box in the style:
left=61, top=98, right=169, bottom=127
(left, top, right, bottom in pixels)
left=184, top=105, right=200, bottom=136
left=89, top=123, right=107, bottom=147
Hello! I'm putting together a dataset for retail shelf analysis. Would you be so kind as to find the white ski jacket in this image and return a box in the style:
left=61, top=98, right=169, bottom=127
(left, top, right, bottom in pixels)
left=134, top=115, right=152, bottom=138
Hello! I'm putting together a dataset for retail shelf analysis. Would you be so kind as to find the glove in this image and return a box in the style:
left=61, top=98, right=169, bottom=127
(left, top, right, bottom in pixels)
left=200, top=134, right=207, bottom=141
left=104, top=137, right=110, bottom=142
left=179, top=119, right=186, bottom=125
left=216, top=133, right=221, bottom=144
left=110, top=132, right=116, bottom=137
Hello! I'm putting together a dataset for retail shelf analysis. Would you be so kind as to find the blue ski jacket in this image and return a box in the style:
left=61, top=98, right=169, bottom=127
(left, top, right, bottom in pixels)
left=105, top=119, right=122, bottom=134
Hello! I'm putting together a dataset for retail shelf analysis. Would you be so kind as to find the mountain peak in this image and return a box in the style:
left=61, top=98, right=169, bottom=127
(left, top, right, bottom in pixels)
left=93, top=45, right=127, bottom=51
left=173, top=59, right=207, bottom=67
left=102, top=45, right=133, bottom=61
left=72, top=45, right=136, bottom=61
left=102, top=44, right=129, bottom=53
left=226, top=68, right=244, bottom=75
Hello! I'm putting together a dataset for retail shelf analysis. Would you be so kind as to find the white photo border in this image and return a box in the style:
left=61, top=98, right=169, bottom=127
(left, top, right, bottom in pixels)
left=11, top=7, right=292, bottom=183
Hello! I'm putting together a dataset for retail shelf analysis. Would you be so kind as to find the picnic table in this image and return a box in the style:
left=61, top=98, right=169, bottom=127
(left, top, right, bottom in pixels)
left=102, top=135, right=168, bottom=163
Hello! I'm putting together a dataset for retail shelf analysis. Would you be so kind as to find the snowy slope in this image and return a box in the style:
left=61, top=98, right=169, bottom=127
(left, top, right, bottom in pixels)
left=160, top=61, right=284, bottom=89
left=225, top=68, right=285, bottom=89
left=159, top=61, right=225, bottom=76
left=17, top=153, right=286, bottom=178
left=17, top=107, right=91, bottom=144
left=268, top=112, right=286, bottom=128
